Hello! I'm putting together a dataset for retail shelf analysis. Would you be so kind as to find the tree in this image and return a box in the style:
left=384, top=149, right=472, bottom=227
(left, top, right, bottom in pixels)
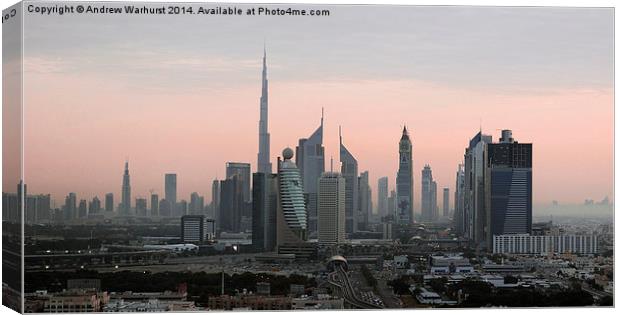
left=598, top=295, right=613, bottom=306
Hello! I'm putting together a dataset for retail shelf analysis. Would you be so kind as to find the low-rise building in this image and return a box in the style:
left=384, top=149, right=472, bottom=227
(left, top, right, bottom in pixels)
left=208, top=294, right=292, bottom=310
left=493, top=234, right=598, bottom=255
left=411, top=287, right=457, bottom=305
left=429, top=254, right=473, bottom=274
left=292, top=295, right=344, bottom=310
left=44, top=289, right=109, bottom=313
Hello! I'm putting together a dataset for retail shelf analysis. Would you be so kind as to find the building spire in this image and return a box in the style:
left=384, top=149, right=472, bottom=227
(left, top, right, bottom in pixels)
left=321, top=107, right=324, bottom=127
left=257, top=44, right=272, bottom=173
left=339, top=125, right=342, bottom=146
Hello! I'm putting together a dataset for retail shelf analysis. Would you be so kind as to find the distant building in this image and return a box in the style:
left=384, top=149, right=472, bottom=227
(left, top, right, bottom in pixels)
left=396, top=126, right=413, bottom=224
left=317, top=172, right=346, bottom=246
left=181, top=215, right=208, bottom=244
left=159, top=199, right=171, bottom=217
left=165, top=173, right=177, bottom=208
left=78, top=200, right=87, bottom=218
left=442, top=188, right=450, bottom=217
left=377, top=177, right=388, bottom=218
left=226, top=162, right=251, bottom=202
left=24, top=193, right=51, bottom=224
left=339, top=127, right=358, bottom=234
left=387, top=190, right=396, bottom=221
left=121, top=161, right=131, bottom=215
left=88, top=197, right=101, bottom=215
left=252, top=172, right=278, bottom=252
left=64, top=193, right=77, bottom=221
left=150, top=193, right=159, bottom=217
left=357, top=170, right=371, bottom=231
left=135, top=198, right=147, bottom=216
left=453, top=164, right=465, bottom=235
left=381, top=222, right=392, bottom=240
left=295, top=110, right=324, bottom=237
left=493, top=234, right=597, bottom=255
left=189, top=192, right=204, bottom=215
left=62, top=193, right=78, bottom=221
left=104, top=193, right=114, bottom=213
left=210, top=179, right=220, bottom=219
left=421, top=165, right=437, bottom=222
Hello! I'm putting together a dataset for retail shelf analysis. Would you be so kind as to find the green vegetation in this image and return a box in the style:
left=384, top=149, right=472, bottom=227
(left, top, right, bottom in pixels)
left=360, top=265, right=377, bottom=288
left=387, top=275, right=413, bottom=295
left=453, top=279, right=595, bottom=307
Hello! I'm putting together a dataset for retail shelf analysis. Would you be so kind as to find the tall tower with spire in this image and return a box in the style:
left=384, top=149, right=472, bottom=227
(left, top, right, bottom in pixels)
left=121, top=161, right=131, bottom=215
left=257, top=47, right=272, bottom=174
left=295, top=109, right=325, bottom=237
left=396, top=126, right=413, bottom=224
left=339, top=126, right=359, bottom=234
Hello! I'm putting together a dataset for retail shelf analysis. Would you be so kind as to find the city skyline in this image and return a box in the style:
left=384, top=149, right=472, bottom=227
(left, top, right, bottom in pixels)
left=14, top=5, right=613, bottom=210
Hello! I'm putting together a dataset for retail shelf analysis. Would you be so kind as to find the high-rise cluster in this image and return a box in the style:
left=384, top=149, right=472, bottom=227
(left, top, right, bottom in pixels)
left=453, top=129, right=533, bottom=249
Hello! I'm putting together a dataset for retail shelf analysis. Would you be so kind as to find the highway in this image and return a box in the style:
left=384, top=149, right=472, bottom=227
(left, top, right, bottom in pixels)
left=327, top=266, right=383, bottom=309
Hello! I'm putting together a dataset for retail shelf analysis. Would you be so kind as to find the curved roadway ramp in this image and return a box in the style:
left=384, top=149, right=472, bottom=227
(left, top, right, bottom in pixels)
left=327, top=265, right=383, bottom=309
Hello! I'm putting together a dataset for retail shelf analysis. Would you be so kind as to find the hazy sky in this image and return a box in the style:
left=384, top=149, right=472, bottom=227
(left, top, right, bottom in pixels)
left=18, top=4, right=613, bottom=210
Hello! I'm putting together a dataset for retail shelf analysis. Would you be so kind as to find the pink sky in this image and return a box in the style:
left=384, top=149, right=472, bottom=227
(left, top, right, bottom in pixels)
left=22, top=65, right=613, bottom=210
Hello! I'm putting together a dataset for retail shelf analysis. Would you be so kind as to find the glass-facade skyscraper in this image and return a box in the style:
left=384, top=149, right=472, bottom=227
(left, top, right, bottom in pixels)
left=339, top=127, right=359, bottom=234
left=295, top=110, right=324, bottom=238
left=486, top=130, right=532, bottom=248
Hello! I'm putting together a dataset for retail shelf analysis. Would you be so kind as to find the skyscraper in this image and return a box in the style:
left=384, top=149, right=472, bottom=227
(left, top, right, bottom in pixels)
left=377, top=177, right=388, bottom=219
left=421, top=165, right=437, bottom=222
left=88, top=197, right=101, bottom=215
left=486, top=130, right=532, bottom=247
left=463, top=131, right=492, bottom=246
left=219, top=176, right=243, bottom=233
left=295, top=110, right=325, bottom=237
left=121, top=161, right=131, bottom=215
left=387, top=189, right=396, bottom=221
left=189, top=192, right=204, bottom=215
left=443, top=188, right=450, bottom=217
left=159, top=199, right=171, bottom=217
left=150, top=193, right=159, bottom=217
left=252, top=172, right=278, bottom=252
left=357, top=171, right=371, bottom=231
left=257, top=47, right=272, bottom=174
left=396, top=126, right=413, bottom=224
left=226, top=162, right=251, bottom=202
left=453, top=164, right=465, bottom=236
left=135, top=198, right=147, bottom=216
left=339, top=127, right=358, bottom=234
left=105, top=193, right=114, bottom=213
left=318, top=172, right=346, bottom=245
left=210, top=179, right=220, bottom=219
left=64, top=193, right=76, bottom=221
left=276, top=148, right=313, bottom=259
left=78, top=199, right=87, bottom=218
left=165, top=173, right=177, bottom=207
